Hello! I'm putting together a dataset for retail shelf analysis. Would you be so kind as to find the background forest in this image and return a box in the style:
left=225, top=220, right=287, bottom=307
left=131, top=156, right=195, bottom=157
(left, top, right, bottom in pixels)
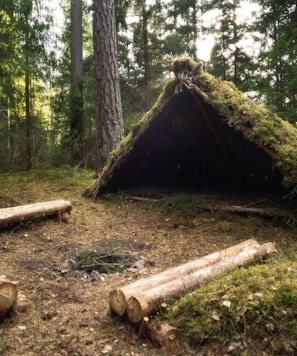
left=0, top=0, right=296, bottom=172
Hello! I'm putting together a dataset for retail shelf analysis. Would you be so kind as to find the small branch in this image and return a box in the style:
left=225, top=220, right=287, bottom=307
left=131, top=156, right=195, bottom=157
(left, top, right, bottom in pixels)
left=129, top=196, right=159, bottom=203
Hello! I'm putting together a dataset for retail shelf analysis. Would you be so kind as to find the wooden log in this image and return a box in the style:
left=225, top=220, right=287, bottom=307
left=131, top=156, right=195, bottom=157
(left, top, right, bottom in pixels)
left=138, top=316, right=150, bottom=337
left=211, top=205, right=293, bottom=220
left=126, top=242, right=276, bottom=323
left=109, top=289, right=126, bottom=317
left=145, top=319, right=177, bottom=347
left=0, top=276, right=18, bottom=318
left=16, top=292, right=29, bottom=313
left=0, top=199, right=72, bottom=228
left=109, top=239, right=260, bottom=316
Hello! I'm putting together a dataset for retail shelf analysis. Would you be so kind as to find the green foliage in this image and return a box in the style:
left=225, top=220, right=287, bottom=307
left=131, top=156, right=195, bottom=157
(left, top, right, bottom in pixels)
left=164, top=259, right=297, bottom=354
left=1, top=0, right=297, bottom=172
left=158, top=193, right=204, bottom=217
left=0, top=0, right=56, bottom=172
left=252, top=0, right=297, bottom=123
left=0, top=167, right=93, bottom=207
left=124, top=112, right=144, bottom=135
left=216, top=221, right=233, bottom=233
left=73, top=240, right=138, bottom=273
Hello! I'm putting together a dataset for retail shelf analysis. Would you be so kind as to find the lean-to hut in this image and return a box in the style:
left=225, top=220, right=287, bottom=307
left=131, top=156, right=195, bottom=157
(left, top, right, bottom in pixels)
left=91, top=57, right=297, bottom=198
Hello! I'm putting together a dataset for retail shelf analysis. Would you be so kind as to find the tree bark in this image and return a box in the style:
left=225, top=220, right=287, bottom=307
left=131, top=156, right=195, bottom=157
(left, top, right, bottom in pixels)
left=109, top=239, right=261, bottom=317
left=24, top=10, right=33, bottom=170
left=93, top=0, right=124, bottom=172
left=142, top=0, right=151, bottom=110
left=125, top=242, right=276, bottom=323
left=0, top=200, right=72, bottom=228
left=70, top=0, right=84, bottom=166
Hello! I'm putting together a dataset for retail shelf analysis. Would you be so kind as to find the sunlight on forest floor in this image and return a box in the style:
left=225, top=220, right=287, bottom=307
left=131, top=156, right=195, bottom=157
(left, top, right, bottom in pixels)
left=0, top=167, right=296, bottom=355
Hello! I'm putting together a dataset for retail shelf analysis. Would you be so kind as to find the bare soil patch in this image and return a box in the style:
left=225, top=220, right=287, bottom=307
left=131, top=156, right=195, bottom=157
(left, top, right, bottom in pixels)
left=0, top=169, right=296, bottom=355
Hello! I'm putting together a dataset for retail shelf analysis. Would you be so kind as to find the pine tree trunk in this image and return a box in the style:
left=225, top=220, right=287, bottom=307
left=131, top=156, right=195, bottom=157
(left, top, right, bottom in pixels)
left=70, top=0, right=84, bottom=167
left=142, top=1, right=150, bottom=110
left=25, top=12, right=33, bottom=170
left=93, top=0, right=124, bottom=173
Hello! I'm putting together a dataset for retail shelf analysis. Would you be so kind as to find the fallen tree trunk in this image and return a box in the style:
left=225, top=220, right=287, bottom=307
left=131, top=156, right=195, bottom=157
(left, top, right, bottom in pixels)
left=211, top=205, right=294, bottom=221
left=0, top=199, right=72, bottom=228
left=109, top=239, right=260, bottom=316
left=125, top=242, right=276, bottom=323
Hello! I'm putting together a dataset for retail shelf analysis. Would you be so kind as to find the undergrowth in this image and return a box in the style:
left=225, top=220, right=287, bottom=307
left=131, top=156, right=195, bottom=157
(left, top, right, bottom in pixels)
left=163, top=258, right=297, bottom=355
left=0, top=166, right=93, bottom=208
left=74, top=241, right=138, bottom=273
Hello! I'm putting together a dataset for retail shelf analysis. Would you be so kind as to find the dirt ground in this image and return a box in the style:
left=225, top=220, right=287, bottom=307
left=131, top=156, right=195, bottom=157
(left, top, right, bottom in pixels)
left=1, top=170, right=297, bottom=355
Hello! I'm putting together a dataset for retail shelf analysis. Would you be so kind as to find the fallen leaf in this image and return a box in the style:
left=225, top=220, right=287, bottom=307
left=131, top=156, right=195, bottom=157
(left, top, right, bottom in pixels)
left=101, top=344, right=113, bottom=354
left=211, top=310, right=220, bottom=321
left=222, top=300, right=231, bottom=308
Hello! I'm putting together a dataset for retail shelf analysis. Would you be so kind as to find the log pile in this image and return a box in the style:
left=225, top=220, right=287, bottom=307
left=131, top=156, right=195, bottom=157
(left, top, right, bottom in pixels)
left=109, top=239, right=276, bottom=346
left=0, top=199, right=72, bottom=229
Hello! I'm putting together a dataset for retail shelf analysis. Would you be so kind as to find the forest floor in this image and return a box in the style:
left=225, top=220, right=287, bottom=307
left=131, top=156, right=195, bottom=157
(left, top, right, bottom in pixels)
left=0, top=168, right=297, bottom=356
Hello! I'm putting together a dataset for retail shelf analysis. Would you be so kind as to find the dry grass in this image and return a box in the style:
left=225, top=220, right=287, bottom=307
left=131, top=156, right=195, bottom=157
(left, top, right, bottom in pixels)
left=0, top=168, right=297, bottom=355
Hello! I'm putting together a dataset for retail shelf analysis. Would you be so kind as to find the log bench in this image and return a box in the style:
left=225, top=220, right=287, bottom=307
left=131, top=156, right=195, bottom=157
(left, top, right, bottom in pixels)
left=0, top=199, right=72, bottom=228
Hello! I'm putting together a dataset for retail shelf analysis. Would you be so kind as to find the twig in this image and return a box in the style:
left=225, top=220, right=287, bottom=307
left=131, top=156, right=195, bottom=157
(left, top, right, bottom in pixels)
left=129, top=196, right=159, bottom=203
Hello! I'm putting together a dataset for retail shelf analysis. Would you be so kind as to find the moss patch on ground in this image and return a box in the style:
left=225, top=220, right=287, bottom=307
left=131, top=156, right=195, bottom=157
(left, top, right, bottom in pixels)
left=163, top=258, right=297, bottom=355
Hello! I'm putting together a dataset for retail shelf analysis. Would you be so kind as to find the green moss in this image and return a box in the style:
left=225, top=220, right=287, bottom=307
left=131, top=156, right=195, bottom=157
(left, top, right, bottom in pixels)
left=194, top=67, right=297, bottom=193
left=195, top=71, right=220, bottom=93
left=252, top=117, right=284, bottom=144
left=216, top=221, right=233, bottom=232
left=158, top=194, right=204, bottom=216
left=164, top=260, right=297, bottom=354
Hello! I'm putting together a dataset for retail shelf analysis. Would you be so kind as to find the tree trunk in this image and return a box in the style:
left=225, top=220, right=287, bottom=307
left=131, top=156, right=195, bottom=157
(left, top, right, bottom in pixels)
left=142, top=0, right=150, bottom=110
left=24, top=11, right=33, bottom=170
left=25, top=66, right=33, bottom=170
left=70, top=0, right=84, bottom=167
left=93, top=0, right=124, bottom=173
left=124, top=242, right=275, bottom=323
left=0, top=200, right=72, bottom=228
left=109, top=239, right=260, bottom=317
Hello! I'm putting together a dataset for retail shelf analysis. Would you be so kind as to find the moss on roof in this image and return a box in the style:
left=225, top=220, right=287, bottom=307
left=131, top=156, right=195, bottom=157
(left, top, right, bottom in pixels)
left=89, top=57, right=297, bottom=198
left=194, top=69, right=297, bottom=192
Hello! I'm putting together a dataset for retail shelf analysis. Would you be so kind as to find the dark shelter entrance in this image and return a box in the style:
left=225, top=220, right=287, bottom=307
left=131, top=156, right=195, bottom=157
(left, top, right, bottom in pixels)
left=113, top=91, right=282, bottom=192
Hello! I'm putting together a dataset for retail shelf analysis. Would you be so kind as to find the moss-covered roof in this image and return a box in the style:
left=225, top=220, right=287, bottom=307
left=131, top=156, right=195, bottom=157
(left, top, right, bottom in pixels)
left=91, top=57, right=297, bottom=197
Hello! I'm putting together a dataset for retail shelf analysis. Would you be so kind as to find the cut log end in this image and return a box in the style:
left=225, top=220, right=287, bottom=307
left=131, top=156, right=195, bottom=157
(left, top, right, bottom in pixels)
left=0, top=280, right=18, bottom=312
left=0, top=277, right=18, bottom=319
left=109, top=289, right=126, bottom=317
left=127, top=296, right=143, bottom=323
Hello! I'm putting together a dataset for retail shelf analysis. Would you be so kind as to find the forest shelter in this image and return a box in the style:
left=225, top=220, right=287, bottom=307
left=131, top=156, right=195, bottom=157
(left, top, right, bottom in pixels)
left=91, top=57, right=297, bottom=198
